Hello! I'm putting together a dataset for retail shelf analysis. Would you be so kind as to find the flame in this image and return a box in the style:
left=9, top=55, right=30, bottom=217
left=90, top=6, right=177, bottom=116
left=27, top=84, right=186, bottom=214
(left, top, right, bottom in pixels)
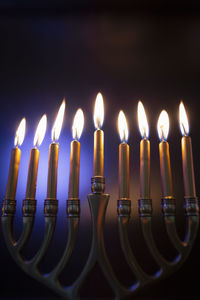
left=94, top=92, right=104, bottom=129
left=157, top=110, right=169, bottom=141
left=33, top=114, right=47, bottom=147
left=137, top=101, right=149, bottom=139
left=118, top=110, right=129, bottom=143
left=51, top=99, right=65, bottom=142
left=14, top=118, right=26, bottom=147
left=72, top=108, right=84, bottom=140
left=179, top=101, right=189, bottom=136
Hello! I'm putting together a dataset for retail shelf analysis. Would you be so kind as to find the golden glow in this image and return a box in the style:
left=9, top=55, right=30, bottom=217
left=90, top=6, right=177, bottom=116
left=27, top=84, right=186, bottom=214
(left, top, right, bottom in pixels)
left=14, top=118, right=26, bottom=147
left=33, top=114, right=47, bottom=147
left=72, top=108, right=84, bottom=140
left=137, top=101, right=149, bottom=139
left=51, top=99, right=65, bottom=142
left=157, top=110, right=169, bottom=141
left=94, top=92, right=104, bottom=129
left=179, top=101, right=189, bottom=136
left=118, top=110, right=129, bottom=143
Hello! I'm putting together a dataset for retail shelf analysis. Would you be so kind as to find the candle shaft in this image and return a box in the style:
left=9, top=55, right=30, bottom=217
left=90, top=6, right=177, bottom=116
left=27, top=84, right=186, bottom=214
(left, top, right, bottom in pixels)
left=140, top=139, right=150, bottom=199
left=5, top=148, right=21, bottom=200
left=47, top=143, right=59, bottom=199
left=159, top=141, right=173, bottom=197
left=68, top=140, right=80, bottom=199
left=93, top=129, right=104, bottom=176
left=119, top=142, right=130, bottom=199
left=25, top=148, right=40, bottom=199
left=181, top=136, right=196, bottom=198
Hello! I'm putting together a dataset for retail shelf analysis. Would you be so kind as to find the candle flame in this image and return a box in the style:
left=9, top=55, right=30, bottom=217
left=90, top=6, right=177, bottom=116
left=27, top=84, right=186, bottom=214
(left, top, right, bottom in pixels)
left=157, top=110, right=169, bottom=141
left=137, top=101, right=149, bottom=139
left=72, top=108, right=84, bottom=140
left=33, top=114, right=47, bottom=147
left=94, top=92, right=104, bottom=129
left=118, top=110, right=129, bottom=143
left=14, top=118, right=26, bottom=147
left=51, top=99, right=65, bottom=142
left=179, top=101, right=189, bottom=136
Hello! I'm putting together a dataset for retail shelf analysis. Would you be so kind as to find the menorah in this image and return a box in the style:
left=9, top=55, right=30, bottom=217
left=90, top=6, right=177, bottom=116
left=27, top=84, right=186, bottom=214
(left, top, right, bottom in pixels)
left=1, top=95, right=199, bottom=299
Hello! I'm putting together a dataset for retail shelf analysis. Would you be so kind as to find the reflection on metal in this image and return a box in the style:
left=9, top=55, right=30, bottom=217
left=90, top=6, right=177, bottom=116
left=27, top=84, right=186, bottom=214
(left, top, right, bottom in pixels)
left=1, top=175, right=199, bottom=299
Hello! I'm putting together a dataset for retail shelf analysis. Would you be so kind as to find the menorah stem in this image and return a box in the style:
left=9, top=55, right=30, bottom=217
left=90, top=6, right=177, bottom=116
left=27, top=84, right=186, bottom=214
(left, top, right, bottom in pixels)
left=69, top=192, right=129, bottom=300
left=16, top=216, right=35, bottom=251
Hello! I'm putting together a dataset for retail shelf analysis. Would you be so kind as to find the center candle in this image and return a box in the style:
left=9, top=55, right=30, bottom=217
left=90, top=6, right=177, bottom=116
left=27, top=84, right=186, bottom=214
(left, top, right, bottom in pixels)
left=118, top=111, right=129, bottom=200
left=93, top=93, right=104, bottom=177
left=47, top=100, right=65, bottom=199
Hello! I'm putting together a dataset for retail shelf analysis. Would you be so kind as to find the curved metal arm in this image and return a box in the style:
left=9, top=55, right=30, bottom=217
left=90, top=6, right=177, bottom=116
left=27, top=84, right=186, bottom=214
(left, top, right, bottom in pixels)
left=1, top=184, right=199, bottom=299
left=118, top=197, right=199, bottom=296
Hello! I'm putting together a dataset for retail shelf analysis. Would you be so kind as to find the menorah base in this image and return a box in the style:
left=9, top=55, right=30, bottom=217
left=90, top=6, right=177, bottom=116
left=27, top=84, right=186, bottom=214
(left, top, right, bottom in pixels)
left=1, top=192, right=199, bottom=299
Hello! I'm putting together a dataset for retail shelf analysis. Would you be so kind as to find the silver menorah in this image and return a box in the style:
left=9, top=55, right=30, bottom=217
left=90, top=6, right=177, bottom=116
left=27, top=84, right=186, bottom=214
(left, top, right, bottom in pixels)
left=1, top=97, right=199, bottom=299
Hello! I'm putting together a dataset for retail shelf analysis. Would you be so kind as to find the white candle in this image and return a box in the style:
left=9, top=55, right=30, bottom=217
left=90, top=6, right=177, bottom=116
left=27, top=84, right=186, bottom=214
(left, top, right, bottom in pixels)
left=93, top=93, right=104, bottom=177
left=157, top=110, right=173, bottom=198
left=179, top=102, right=196, bottom=198
left=137, top=101, right=150, bottom=199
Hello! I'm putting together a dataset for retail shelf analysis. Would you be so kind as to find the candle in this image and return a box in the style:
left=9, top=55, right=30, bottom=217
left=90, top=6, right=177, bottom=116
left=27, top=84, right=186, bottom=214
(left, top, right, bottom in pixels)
left=137, top=101, right=150, bottom=199
left=179, top=102, right=196, bottom=198
left=118, top=111, right=129, bottom=199
left=47, top=100, right=65, bottom=199
left=5, top=118, right=26, bottom=200
left=68, top=108, right=84, bottom=199
left=26, top=114, right=47, bottom=199
left=157, top=110, right=173, bottom=197
left=93, top=93, right=104, bottom=177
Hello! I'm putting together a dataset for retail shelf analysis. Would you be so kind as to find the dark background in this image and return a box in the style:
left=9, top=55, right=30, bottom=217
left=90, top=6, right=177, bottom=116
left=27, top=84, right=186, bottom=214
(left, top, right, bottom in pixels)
left=0, top=1, right=200, bottom=299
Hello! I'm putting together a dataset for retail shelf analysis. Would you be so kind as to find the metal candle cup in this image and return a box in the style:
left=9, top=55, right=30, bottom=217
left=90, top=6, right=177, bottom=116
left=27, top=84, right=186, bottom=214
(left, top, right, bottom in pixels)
left=181, top=135, right=196, bottom=198
left=6, top=148, right=21, bottom=200
left=47, top=143, right=59, bottom=199
left=26, top=148, right=40, bottom=199
left=159, top=140, right=173, bottom=197
left=140, top=139, right=150, bottom=199
left=93, top=129, right=104, bottom=176
left=68, top=140, right=81, bottom=199
left=119, top=142, right=130, bottom=199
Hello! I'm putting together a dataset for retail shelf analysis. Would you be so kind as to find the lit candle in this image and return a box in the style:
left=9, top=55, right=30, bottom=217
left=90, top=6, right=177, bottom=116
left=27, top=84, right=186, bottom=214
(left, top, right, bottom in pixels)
left=118, top=111, right=129, bottom=199
left=26, top=114, right=47, bottom=199
left=179, top=102, right=196, bottom=198
left=47, top=100, right=65, bottom=199
left=137, top=101, right=150, bottom=199
left=68, top=108, right=84, bottom=199
left=157, top=110, right=173, bottom=197
left=93, top=93, right=104, bottom=177
left=5, top=118, right=26, bottom=200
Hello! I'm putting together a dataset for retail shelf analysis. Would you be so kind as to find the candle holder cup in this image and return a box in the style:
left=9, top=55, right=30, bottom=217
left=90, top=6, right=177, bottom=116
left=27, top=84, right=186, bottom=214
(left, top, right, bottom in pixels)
left=1, top=176, right=199, bottom=299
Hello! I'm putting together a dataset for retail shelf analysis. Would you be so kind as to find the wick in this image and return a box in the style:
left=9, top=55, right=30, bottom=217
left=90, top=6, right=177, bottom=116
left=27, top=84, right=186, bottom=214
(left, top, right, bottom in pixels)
left=181, top=122, right=187, bottom=136
left=160, top=125, right=165, bottom=141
